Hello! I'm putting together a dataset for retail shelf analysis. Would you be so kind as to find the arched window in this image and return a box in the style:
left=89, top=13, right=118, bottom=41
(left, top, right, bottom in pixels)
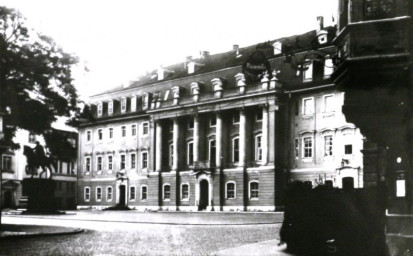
left=84, top=187, right=90, bottom=202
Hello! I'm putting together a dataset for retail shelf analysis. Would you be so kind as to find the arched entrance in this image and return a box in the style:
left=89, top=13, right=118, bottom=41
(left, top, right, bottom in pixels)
left=119, top=185, right=126, bottom=206
left=199, top=180, right=209, bottom=211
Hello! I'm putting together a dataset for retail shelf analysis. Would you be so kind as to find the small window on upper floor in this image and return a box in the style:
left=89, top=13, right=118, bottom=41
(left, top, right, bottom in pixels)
left=303, top=60, right=313, bottom=82
left=256, top=110, right=263, bottom=121
left=28, top=133, right=36, bottom=143
left=188, top=117, right=194, bottom=129
left=142, top=122, right=149, bottom=135
left=86, top=131, right=92, bottom=142
left=121, top=97, right=127, bottom=113
left=323, top=94, right=335, bottom=113
left=233, top=111, right=240, bottom=124
left=345, top=144, right=353, bottom=155
left=131, top=96, right=137, bottom=112
left=98, top=129, right=103, bottom=140
left=108, top=101, right=113, bottom=115
left=273, top=41, right=282, bottom=55
left=324, top=58, right=334, bottom=78
left=302, top=97, right=314, bottom=116
left=97, top=103, right=103, bottom=116
left=121, top=126, right=126, bottom=137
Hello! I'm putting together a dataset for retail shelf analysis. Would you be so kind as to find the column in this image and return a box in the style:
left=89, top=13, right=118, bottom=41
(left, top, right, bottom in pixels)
left=193, top=115, right=200, bottom=163
left=239, top=109, right=247, bottom=167
left=262, top=106, right=269, bottom=165
left=155, top=121, right=162, bottom=172
left=172, top=118, right=180, bottom=170
left=149, top=121, right=156, bottom=172
left=216, top=112, right=223, bottom=167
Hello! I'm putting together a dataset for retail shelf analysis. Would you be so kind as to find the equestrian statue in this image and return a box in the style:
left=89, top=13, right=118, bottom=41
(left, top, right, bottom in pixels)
left=23, top=141, right=55, bottom=179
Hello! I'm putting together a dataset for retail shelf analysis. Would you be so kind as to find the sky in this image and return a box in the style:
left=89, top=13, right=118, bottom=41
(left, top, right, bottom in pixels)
left=1, top=0, right=338, bottom=101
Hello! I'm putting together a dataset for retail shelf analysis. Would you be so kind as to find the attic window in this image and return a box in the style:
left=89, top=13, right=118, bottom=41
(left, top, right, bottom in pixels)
left=97, top=102, right=103, bottom=117
left=131, top=96, right=137, bottom=112
left=121, top=97, right=127, bottom=113
left=108, top=101, right=113, bottom=115
left=324, top=57, right=334, bottom=78
left=188, top=62, right=196, bottom=74
left=303, top=60, right=313, bottom=82
left=273, top=41, right=282, bottom=55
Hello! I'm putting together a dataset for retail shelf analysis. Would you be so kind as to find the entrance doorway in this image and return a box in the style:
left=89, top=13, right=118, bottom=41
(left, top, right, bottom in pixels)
left=119, top=185, right=126, bottom=206
left=199, top=180, right=209, bottom=211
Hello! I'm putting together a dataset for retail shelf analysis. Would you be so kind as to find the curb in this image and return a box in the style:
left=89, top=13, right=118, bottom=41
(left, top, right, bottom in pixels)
left=0, top=228, right=84, bottom=240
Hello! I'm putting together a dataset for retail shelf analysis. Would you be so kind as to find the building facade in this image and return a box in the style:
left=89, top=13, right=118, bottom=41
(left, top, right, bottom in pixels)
left=78, top=19, right=364, bottom=211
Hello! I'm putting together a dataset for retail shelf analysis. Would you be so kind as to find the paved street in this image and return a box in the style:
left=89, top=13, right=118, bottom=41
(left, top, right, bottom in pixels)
left=0, top=211, right=286, bottom=255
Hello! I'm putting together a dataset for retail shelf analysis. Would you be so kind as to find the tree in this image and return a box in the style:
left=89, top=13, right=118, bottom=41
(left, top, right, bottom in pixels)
left=0, top=6, right=79, bottom=150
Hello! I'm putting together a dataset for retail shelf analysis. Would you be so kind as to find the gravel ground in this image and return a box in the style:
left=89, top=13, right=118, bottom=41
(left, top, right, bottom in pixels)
left=0, top=223, right=281, bottom=256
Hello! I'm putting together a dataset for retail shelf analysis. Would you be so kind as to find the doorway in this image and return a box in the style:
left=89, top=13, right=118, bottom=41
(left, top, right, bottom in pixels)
left=199, top=180, right=209, bottom=211
left=119, top=185, right=126, bottom=206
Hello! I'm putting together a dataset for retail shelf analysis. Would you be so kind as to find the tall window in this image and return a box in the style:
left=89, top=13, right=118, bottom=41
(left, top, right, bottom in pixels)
left=84, top=187, right=90, bottom=201
left=226, top=182, right=236, bottom=199
left=141, top=186, right=148, bottom=200
left=120, top=154, right=126, bottom=170
left=131, top=124, right=137, bottom=136
left=303, top=60, right=313, bottom=81
left=323, top=94, right=334, bottom=112
left=108, top=101, right=113, bottom=115
left=107, top=155, right=113, bottom=170
left=131, top=96, right=137, bottom=112
left=187, top=141, right=194, bottom=165
left=250, top=181, right=259, bottom=199
left=142, top=122, right=149, bottom=135
left=86, top=131, right=91, bottom=142
left=85, top=157, right=91, bottom=172
left=256, top=110, right=263, bottom=121
left=97, top=103, right=103, bottom=116
left=28, top=133, right=36, bottom=143
left=345, top=144, right=353, bottom=155
left=188, top=118, right=194, bottom=129
left=130, top=153, right=136, bottom=169
left=2, top=155, right=12, bottom=172
left=97, top=156, right=102, bottom=171
left=109, top=128, right=113, bottom=139
left=96, top=187, right=102, bottom=201
left=255, top=134, right=263, bottom=161
left=141, top=151, right=148, bottom=169
left=232, top=137, right=239, bottom=162
left=303, top=137, right=313, bottom=158
left=209, top=115, right=216, bottom=127
left=233, top=111, right=240, bottom=124
left=294, top=138, right=299, bottom=159
left=163, top=184, right=170, bottom=200
left=209, top=140, right=216, bottom=167
left=107, top=186, right=113, bottom=201
left=181, top=184, right=189, bottom=200
left=129, top=186, right=136, bottom=201
left=98, top=129, right=103, bottom=140
left=302, top=97, right=314, bottom=115
left=121, top=126, right=126, bottom=137
left=324, top=58, right=334, bottom=78
left=324, top=135, right=333, bottom=156
left=169, top=144, right=174, bottom=167
left=121, top=97, right=127, bottom=112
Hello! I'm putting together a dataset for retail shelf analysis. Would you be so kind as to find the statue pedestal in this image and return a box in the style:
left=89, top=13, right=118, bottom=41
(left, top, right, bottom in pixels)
left=22, top=178, right=61, bottom=214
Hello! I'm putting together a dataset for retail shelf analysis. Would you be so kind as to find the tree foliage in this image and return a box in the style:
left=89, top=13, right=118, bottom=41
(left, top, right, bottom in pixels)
left=0, top=6, right=79, bottom=150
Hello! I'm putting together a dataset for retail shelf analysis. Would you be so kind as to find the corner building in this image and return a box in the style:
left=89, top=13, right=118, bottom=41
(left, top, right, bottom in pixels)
left=78, top=21, right=364, bottom=211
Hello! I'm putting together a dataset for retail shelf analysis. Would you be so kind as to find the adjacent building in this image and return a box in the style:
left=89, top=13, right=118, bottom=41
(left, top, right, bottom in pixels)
left=77, top=18, right=365, bottom=211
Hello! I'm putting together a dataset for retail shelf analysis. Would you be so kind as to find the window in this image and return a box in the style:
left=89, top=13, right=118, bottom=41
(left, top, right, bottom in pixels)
left=323, top=94, right=334, bottom=112
left=163, top=184, right=170, bottom=200
left=256, top=110, right=263, bottom=121
left=107, top=186, right=113, bottom=201
left=121, top=126, right=126, bottom=137
left=131, top=96, right=137, bottom=112
left=141, top=151, right=148, bottom=169
left=120, top=154, right=126, bottom=170
left=109, top=128, right=113, bottom=139
left=302, top=97, right=314, bottom=115
left=324, top=135, right=333, bottom=156
left=181, top=184, right=189, bottom=200
left=129, top=186, right=136, bottom=201
left=209, top=140, right=216, bottom=167
left=232, top=137, right=239, bottom=162
left=97, top=103, right=103, bottom=116
left=86, top=131, right=91, bottom=142
left=210, top=115, right=216, bottom=127
left=141, top=186, right=148, bottom=200
left=226, top=182, right=236, bottom=199
left=303, top=137, right=313, bottom=158
left=188, top=118, right=194, bottom=129
left=107, top=155, right=113, bottom=170
left=97, top=156, right=102, bottom=172
left=142, top=122, right=149, bottom=135
left=98, top=129, right=103, bottom=140
left=364, top=0, right=394, bottom=20
left=131, top=124, right=137, bottom=136
left=345, top=144, right=353, bottom=155
left=273, top=41, right=282, bottom=55
left=142, top=93, right=149, bottom=109
left=85, top=157, right=91, bottom=172
left=255, top=134, right=263, bottom=161
left=233, top=111, right=240, bottom=124
left=294, top=138, right=299, bottom=159
left=187, top=141, right=194, bottom=165
left=249, top=181, right=259, bottom=199
left=108, top=101, right=113, bottom=115
left=169, top=144, right=174, bottom=167
left=131, top=153, right=136, bottom=169
left=121, top=97, right=127, bottom=112
left=84, top=187, right=90, bottom=201
left=28, top=133, right=36, bottom=143
left=2, top=155, right=12, bottom=172
left=324, top=58, right=334, bottom=78
left=96, top=187, right=102, bottom=201
left=303, top=60, right=313, bottom=81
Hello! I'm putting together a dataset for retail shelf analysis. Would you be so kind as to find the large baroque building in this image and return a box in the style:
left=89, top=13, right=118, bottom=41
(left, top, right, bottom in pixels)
left=78, top=18, right=364, bottom=211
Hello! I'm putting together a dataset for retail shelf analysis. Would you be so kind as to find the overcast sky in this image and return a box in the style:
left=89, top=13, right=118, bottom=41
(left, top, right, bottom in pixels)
left=2, top=0, right=338, bottom=101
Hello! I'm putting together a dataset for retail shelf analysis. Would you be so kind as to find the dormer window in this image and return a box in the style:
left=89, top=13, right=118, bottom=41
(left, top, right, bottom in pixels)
left=235, top=73, right=246, bottom=94
left=324, top=57, right=334, bottom=78
left=273, top=41, right=282, bottom=55
left=121, top=97, right=127, bottom=113
left=303, top=60, right=313, bottom=82
left=97, top=102, right=103, bottom=117
left=171, top=86, right=181, bottom=105
left=142, top=92, right=151, bottom=110
left=187, top=59, right=205, bottom=75
left=131, top=96, right=137, bottom=112
left=157, top=66, right=174, bottom=81
left=108, top=101, right=113, bottom=115
left=211, top=78, right=224, bottom=98
left=190, top=82, right=201, bottom=102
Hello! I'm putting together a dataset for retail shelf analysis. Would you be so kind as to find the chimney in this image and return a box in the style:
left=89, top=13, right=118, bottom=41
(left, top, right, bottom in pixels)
left=200, top=51, right=209, bottom=59
left=186, top=56, right=193, bottom=62
left=317, top=16, right=324, bottom=32
left=233, top=44, right=239, bottom=52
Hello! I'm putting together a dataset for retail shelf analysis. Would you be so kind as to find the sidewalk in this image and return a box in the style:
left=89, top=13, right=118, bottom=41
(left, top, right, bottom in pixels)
left=0, top=224, right=83, bottom=239
left=215, top=239, right=295, bottom=256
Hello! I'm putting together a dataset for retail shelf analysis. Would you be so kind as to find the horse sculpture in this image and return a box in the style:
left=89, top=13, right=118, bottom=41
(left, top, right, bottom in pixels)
left=23, top=145, right=54, bottom=179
